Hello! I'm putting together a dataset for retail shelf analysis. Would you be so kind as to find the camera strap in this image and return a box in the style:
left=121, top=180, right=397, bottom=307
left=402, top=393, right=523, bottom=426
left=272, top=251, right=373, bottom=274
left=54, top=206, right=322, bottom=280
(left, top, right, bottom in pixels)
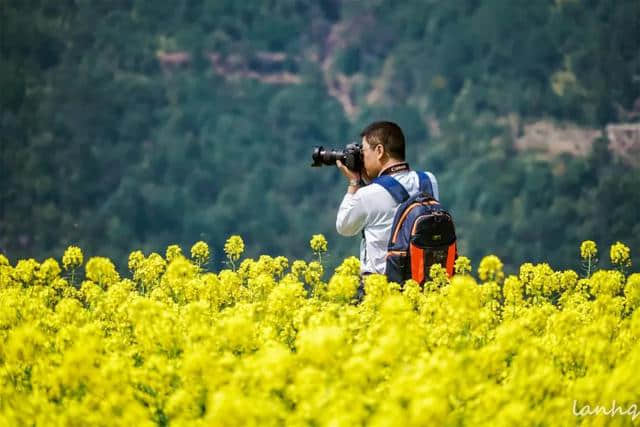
left=378, top=162, right=410, bottom=176
left=362, top=163, right=411, bottom=269
left=362, top=229, right=367, bottom=264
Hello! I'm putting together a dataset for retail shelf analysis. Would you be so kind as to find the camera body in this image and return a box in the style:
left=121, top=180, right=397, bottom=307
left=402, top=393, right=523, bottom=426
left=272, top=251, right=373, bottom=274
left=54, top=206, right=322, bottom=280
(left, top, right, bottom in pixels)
left=311, top=143, right=363, bottom=172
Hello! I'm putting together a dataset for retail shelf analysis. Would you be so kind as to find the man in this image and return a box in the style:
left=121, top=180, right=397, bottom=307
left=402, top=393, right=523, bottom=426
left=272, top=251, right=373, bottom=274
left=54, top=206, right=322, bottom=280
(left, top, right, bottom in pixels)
left=336, top=121, right=439, bottom=294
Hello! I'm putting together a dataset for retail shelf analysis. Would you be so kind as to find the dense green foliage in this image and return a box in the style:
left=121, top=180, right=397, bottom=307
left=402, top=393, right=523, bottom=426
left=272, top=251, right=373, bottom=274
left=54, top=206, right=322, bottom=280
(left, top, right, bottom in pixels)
left=2, top=0, right=639, bottom=273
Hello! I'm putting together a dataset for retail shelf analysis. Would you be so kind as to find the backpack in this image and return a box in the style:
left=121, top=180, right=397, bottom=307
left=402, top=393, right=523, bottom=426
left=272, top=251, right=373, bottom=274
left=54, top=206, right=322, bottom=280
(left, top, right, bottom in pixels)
left=372, top=171, right=458, bottom=285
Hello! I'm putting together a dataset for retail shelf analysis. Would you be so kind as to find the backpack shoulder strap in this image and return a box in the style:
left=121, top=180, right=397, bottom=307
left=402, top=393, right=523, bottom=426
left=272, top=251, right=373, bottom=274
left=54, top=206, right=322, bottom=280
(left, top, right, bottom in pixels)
left=372, top=175, right=410, bottom=204
left=416, top=171, right=434, bottom=198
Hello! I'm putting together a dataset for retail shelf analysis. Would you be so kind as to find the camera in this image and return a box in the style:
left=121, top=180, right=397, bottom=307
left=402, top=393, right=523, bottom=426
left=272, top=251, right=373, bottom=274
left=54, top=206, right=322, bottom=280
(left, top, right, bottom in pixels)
left=311, top=143, right=363, bottom=172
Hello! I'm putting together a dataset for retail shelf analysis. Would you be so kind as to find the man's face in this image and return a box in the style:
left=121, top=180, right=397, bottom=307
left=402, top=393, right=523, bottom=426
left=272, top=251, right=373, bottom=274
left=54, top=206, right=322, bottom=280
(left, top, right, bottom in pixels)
left=361, top=136, right=381, bottom=179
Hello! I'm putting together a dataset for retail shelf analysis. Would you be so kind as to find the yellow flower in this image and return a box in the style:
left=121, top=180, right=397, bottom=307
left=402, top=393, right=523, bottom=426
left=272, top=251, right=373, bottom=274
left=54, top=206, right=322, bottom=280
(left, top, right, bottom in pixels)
left=580, top=240, right=597, bottom=260
left=0, top=253, right=9, bottom=266
left=291, top=260, right=307, bottom=279
left=133, top=253, right=166, bottom=291
left=610, top=241, right=631, bottom=268
left=559, top=270, right=579, bottom=292
left=37, top=258, right=61, bottom=284
left=454, top=256, right=472, bottom=275
left=304, top=261, right=323, bottom=285
left=478, top=255, right=505, bottom=283
left=624, top=273, right=640, bottom=312
left=256, top=255, right=276, bottom=276
left=224, top=236, right=245, bottom=262
left=85, top=257, right=120, bottom=288
left=14, top=258, right=39, bottom=284
left=426, top=263, right=449, bottom=291
left=362, top=273, right=398, bottom=306
left=588, top=270, right=625, bottom=297
left=335, top=256, right=360, bottom=276
left=503, top=275, right=523, bottom=305
left=273, top=256, right=289, bottom=277
left=51, top=277, right=71, bottom=295
left=310, top=234, right=328, bottom=254
left=327, top=273, right=359, bottom=302
left=190, top=241, right=210, bottom=265
left=164, top=256, right=198, bottom=286
left=62, top=246, right=84, bottom=270
left=165, top=244, right=183, bottom=263
left=296, top=326, right=346, bottom=365
left=128, top=250, right=145, bottom=272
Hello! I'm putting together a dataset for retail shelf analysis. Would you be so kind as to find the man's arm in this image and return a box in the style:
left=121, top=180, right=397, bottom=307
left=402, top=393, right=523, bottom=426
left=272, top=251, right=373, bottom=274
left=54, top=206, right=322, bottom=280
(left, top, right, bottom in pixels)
left=335, top=159, right=366, bottom=236
left=336, top=191, right=367, bottom=236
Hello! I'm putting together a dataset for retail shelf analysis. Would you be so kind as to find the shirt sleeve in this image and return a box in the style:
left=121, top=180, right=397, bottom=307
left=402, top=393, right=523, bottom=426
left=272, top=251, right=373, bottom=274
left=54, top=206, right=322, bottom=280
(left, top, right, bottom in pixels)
left=336, top=191, right=368, bottom=236
left=426, top=171, right=439, bottom=201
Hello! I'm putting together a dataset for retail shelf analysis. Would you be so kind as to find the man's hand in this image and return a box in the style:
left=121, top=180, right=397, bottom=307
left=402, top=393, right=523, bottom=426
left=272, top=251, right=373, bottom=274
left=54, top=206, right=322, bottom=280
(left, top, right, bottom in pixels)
left=336, top=160, right=360, bottom=181
left=336, top=160, right=361, bottom=194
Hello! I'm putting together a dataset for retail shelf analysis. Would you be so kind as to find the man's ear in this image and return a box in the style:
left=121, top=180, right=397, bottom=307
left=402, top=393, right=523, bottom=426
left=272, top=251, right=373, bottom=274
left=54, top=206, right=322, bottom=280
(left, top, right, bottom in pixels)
left=375, top=144, right=385, bottom=160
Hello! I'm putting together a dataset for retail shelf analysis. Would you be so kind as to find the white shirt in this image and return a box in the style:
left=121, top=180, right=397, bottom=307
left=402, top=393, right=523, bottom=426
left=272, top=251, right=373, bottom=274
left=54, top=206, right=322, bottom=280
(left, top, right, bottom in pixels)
left=336, top=170, right=439, bottom=274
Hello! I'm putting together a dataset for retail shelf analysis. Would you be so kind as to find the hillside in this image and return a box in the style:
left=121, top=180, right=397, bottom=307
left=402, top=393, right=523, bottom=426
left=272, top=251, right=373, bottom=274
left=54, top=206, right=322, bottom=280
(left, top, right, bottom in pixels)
left=1, top=0, right=639, bottom=273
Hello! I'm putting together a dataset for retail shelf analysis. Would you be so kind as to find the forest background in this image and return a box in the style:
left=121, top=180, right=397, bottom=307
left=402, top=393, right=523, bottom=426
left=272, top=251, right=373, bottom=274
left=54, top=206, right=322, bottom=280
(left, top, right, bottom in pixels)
left=2, top=0, right=639, bottom=274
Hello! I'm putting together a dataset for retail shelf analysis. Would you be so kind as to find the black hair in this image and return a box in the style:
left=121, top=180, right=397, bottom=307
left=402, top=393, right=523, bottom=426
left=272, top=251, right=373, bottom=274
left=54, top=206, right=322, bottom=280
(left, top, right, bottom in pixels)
left=360, top=121, right=405, bottom=160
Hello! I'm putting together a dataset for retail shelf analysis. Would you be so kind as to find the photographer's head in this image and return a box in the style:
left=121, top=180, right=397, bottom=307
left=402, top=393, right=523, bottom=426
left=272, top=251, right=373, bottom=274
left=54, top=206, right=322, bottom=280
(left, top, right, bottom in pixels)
left=360, top=121, right=406, bottom=178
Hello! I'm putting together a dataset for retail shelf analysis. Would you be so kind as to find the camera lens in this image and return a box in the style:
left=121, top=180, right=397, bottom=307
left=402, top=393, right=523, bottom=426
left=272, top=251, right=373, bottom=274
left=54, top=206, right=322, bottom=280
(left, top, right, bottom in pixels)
left=311, top=146, right=324, bottom=167
left=311, top=146, right=344, bottom=167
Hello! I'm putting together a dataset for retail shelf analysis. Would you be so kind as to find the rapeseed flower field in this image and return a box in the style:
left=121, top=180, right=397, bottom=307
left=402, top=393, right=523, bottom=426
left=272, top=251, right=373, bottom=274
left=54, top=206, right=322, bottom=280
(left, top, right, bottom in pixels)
left=0, top=237, right=638, bottom=426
